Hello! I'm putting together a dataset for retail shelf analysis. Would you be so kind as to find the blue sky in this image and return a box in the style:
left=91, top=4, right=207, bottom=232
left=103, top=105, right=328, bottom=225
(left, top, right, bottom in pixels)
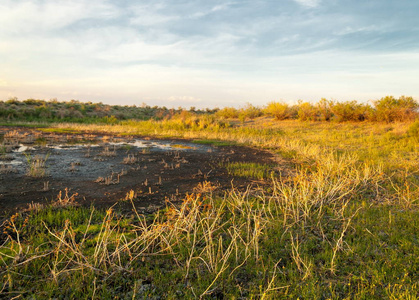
left=1, top=0, right=418, bottom=108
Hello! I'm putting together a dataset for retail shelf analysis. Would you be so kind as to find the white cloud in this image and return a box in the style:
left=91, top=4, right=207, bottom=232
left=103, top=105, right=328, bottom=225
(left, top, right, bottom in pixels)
left=0, top=1, right=119, bottom=36
left=128, top=3, right=179, bottom=26
left=188, top=2, right=236, bottom=19
left=335, top=25, right=381, bottom=36
left=293, top=0, right=321, bottom=8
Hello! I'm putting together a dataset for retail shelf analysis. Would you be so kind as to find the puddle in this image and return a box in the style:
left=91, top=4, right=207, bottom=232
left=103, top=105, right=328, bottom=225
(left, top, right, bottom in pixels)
left=13, top=145, right=35, bottom=152
left=48, top=145, right=84, bottom=150
left=0, top=160, right=23, bottom=165
left=10, top=139, right=202, bottom=153
left=1, top=138, right=213, bottom=181
left=5, top=140, right=203, bottom=153
left=108, top=140, right=196, bottom=151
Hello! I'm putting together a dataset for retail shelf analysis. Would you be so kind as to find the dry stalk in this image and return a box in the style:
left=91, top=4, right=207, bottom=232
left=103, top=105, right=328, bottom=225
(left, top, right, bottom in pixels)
left=100, top=146, right=116, bottom=157
left=290, top=233, right=312, bottom=280
left=123, top=154, right=138, bottom=164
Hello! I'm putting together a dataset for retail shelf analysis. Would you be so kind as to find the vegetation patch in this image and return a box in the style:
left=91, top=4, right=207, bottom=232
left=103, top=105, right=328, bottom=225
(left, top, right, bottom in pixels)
left=193, top=139, right=237, bottom=146
left=38, top=127, right=83, bottom=134
left=224, top=162, right=274, bottom=180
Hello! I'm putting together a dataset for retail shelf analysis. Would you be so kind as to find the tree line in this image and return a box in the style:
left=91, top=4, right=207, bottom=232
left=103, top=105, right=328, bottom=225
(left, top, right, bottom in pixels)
left=217, top=96, right=418, bottom=123
left=1, top=96, right=418, bottom=123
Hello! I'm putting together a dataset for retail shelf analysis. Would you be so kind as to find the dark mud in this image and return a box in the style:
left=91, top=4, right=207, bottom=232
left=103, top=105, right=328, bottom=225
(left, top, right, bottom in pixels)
left=0, top=127, right=279, bottom=218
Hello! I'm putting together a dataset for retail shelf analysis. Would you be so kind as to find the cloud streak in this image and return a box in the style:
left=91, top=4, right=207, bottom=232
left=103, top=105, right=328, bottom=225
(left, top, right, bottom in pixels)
left=292, top=0, right=321, bottom=8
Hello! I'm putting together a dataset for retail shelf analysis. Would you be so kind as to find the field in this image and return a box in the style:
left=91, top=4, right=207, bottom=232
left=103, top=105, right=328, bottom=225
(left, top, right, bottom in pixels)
left=0, top=103, right=419, bottom=298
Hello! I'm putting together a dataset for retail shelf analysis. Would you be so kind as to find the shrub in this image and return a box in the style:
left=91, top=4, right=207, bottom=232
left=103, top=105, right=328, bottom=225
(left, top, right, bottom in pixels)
left=297, top=101, right=318, bottom=121
left=239, top=103, right=263, bottom=120
left=316, top=98, right=333, bottom=121
left=373, top=96, right=419, bottom=122
left=331, top=101, right=369, bottom=122
left=102, top=115, right=119, bottom=124
left=265, top=101, right=292, bottom=120
left=24, top=99, right=46, bottom=106
left=216, top=107, right=239, bottom=119
left=36, top=106, right=53, bottom=118
left=5, top=97, right=19, bottom=105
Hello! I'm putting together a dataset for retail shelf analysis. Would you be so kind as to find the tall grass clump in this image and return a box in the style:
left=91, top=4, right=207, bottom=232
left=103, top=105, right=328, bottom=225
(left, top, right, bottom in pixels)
left=24, top=153, right=50, bottom=177
left=407, top=120, right=419, bottom=140
left=224, top=162, right=274, bottom=180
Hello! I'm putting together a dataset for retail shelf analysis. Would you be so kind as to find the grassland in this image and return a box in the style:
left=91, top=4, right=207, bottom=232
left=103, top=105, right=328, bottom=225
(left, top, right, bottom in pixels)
left=1, top=109, right=419, bottom=298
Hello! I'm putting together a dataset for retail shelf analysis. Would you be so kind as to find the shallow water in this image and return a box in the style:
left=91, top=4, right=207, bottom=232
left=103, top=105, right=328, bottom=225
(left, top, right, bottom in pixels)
left=1, top=138, right=211, bottom=180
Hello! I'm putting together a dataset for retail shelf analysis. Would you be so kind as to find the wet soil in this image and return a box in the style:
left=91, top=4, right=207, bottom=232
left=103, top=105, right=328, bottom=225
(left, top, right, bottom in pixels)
left=0, top=127, right=279, bottom=218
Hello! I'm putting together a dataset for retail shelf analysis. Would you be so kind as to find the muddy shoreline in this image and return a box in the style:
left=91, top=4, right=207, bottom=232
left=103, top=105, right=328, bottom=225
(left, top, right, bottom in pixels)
left=0, top=126, right=278, bottom=219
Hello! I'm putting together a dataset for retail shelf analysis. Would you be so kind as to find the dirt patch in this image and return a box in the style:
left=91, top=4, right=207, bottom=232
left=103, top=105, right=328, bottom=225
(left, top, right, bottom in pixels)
left=0, top=126, right=280, bottom=218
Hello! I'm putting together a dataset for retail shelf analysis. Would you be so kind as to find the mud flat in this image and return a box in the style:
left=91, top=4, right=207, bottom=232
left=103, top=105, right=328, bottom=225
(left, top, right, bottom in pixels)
left=0, top=127, right=277, bottom=218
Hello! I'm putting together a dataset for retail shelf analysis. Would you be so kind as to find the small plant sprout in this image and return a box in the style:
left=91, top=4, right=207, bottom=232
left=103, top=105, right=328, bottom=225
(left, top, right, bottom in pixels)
left=125, top=189, right=136, bottom=201
left=100, top=146, right=116, bottom=157
left=194, top=181, right=218, bottom=194
left=69, top=162, right=77, bottom=172
left=123, top=154, right=137, bottom=164
left=52, top=188, right=78, bottom=207
left=84, top=146, right=91, bottom=157
left=24, top=153, right=50, bottom=177
left=0, top=164, right=16, bottom=174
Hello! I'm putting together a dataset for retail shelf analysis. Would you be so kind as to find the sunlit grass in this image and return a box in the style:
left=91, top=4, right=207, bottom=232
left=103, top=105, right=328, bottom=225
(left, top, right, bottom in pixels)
left=1, top=116, right=418, bottom=298
left=224, top=162, right=274, bottom=180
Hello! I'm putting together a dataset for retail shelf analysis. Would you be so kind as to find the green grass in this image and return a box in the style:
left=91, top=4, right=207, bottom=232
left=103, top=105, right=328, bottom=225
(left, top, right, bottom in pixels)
left=0, top=122, right=50, bottom=128
left=1, top=117, right=419, bottom=298
left=38, top=127, right=83, bottom=134
left=2, top=186, right=418, bottom=298
left=193, top=139, right=237, bottom=147
left=224, top=162, right=274, bottom=180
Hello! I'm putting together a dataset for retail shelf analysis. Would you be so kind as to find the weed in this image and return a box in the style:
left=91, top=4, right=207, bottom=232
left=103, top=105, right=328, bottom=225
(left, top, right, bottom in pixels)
left=122, top=154, right=137, bottom=164
left=52, top=188, right=78, bottom=207
left=224, top=162, right=273, bottom=180
left=24, top=153, right=50, bottom=177
left=100, top=146, right=116, bottom=157
left=0, top=164, right=16, bottom=174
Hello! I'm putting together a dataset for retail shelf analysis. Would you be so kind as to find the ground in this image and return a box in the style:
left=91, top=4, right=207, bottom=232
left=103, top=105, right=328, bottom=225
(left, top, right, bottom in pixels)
left=0, top=126, right=278, bottom=220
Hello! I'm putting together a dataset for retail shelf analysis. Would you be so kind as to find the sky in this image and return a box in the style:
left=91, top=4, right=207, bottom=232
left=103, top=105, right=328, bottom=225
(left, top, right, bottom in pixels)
left=1, top=0, right=419, bottom=108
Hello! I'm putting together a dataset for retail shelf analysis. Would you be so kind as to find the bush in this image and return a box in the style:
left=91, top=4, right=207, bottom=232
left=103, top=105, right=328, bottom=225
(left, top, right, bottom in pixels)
left=216, top=107, right=239, bottom=119
left=5, top=97, right=19, bottom=105
left=265, top=102, right=292, bottom=120
left=239, top=103, right=263, bottom=120
left=297, top=101, right=318, bottom=121
left=316, top=98, right=333, bottom=121
left=373, top=96, right=419, bottom=122
left=331, top=101, right=369, bottom=122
